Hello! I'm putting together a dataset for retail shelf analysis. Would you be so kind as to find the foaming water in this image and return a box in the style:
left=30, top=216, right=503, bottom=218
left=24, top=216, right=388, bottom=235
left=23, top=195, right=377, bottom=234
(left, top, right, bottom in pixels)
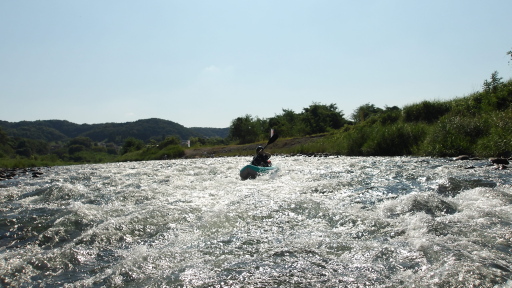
left=1, top=156, right=511, bottom=287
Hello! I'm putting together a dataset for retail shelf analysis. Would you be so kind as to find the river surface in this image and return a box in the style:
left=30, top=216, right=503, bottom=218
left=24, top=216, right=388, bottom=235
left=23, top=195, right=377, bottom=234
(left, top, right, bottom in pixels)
left=1, top=156, right=511, bottom=287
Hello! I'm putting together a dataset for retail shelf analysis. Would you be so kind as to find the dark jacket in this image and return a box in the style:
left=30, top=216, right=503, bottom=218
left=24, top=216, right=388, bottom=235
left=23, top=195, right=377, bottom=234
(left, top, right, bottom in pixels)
left=251, top=152, right=271, bottom=167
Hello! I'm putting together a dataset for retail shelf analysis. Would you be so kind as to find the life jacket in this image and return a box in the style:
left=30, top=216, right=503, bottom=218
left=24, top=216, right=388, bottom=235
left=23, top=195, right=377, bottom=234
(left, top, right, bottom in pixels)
left=251, top=153, right=271, bottom=167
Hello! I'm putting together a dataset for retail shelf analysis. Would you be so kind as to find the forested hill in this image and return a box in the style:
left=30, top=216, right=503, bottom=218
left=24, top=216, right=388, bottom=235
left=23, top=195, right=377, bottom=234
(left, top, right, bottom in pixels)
left=0, top=118, right=229, bottom=144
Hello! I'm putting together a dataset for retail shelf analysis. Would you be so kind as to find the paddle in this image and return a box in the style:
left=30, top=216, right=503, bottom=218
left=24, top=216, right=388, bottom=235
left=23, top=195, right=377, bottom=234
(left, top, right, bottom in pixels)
left=262, top=133, right=279, bottom=151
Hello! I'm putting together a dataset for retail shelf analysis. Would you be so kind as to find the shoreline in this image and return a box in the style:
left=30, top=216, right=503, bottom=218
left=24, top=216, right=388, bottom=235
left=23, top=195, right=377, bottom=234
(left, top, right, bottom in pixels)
left=183, top=135, right=325, bottom=158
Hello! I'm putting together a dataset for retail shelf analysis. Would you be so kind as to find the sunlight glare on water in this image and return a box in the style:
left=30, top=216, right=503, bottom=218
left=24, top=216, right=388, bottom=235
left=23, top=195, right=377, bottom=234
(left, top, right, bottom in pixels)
left=1, top=156, right=511, bottom=287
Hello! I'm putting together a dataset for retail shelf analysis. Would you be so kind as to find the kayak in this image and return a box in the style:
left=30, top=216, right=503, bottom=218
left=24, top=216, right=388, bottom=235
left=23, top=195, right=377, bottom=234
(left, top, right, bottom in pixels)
left=240, top=165, right=276, bottom=180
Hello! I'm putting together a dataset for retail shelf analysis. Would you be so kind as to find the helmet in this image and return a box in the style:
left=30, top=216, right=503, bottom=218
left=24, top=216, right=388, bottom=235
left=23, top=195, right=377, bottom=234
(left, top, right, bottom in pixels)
left=256, top=146, right=264, bottom=153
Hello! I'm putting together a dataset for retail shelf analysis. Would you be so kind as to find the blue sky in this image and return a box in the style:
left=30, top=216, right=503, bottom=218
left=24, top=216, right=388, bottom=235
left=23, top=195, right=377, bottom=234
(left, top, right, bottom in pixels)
left=1, top=1, right=511, bottom=128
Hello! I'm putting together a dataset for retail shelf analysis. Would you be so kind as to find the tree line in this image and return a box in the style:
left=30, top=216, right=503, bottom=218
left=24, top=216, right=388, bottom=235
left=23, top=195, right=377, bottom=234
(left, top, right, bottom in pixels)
left=0, top=118, right=231, bottom=167
left=1, top=49, right=511, bottom=167
left=228, top=103, right=348, bottom=144
left=0, top=131, right=189, bottom=167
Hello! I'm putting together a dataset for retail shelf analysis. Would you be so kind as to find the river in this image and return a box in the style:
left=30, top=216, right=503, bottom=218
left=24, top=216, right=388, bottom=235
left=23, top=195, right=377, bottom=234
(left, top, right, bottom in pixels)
left=1, top=156, right=511, bottom=287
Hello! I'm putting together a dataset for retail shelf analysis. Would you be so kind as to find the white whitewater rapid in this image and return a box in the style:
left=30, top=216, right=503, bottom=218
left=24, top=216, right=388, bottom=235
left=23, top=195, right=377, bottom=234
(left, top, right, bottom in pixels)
left=1, top=156, right=511, bottom=287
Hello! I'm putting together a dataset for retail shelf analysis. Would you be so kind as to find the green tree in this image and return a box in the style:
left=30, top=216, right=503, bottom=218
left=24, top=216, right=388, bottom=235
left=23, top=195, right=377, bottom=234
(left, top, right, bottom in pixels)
left=0, top=127, right=11, bottom=158
left=268, top=109, right=304, bottom=138
left=121, top=137, right=145, bottom=154
left=0, top=127, right=8, bottom=146
left=106, top=143, right=118, bottom=155
left=68, top=137, right=93, bottom=149
left=189, top=137, right=205, bottom=147
left=16, top=147, right=32, bottom=158
left=65, top=136, right=94, bottom=156
left=15, top=138, right=49, bottom=157
left=377, top=106, right=402, bottom=125
left=350, top=103, right=383, bottom=123
left=482, top=71, right=503, bottom=93
left=159, top=136, right=181, bottom=149
left=68, top=145, right=86, bottom=155
left=229, top=115, right=262, bottom=144
left=301, top=103, right=346, bottom=135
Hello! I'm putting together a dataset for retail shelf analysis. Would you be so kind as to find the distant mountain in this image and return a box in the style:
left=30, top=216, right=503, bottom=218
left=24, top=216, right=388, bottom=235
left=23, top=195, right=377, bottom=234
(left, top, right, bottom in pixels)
left=0, top=118, right=229, bottom=144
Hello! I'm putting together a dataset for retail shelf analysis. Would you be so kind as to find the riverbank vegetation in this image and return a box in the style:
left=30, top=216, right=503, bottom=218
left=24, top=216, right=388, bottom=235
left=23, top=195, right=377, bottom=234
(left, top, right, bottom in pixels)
left=227, top=71, right=512, bottom=158
left=332, top=73, right=512, bottom=157
left=1, top=51, right=511, bottom=168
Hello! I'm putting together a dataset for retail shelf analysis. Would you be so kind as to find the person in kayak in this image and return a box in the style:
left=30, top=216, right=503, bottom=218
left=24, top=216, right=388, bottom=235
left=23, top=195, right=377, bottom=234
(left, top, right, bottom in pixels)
left=251, top=146, right=272, bottom=167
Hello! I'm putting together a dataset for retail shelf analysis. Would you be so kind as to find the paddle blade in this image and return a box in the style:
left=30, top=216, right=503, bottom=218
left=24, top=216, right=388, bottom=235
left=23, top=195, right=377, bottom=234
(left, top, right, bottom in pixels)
left=266, top=133, right=279, bottom=146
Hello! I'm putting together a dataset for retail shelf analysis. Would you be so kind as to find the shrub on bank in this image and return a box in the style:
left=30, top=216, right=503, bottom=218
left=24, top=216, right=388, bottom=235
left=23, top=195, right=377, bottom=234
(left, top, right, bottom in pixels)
left=419, top=115, right=490, bottom=157
left=320, top=122, right=427, bottom=156
left=360, top=123, right=427, bottom=156
left=402, top=100, right=451, bottom=123
left=474, top=110, right=512, bottom=157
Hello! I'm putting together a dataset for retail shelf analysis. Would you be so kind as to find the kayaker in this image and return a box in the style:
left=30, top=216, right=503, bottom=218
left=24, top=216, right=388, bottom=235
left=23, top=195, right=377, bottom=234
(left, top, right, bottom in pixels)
left=251, top=146, right=272, bottom=167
